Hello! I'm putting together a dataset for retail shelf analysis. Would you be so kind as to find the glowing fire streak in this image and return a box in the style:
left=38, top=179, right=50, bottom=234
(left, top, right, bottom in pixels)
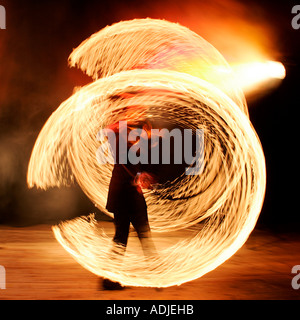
left=27, top=19, right=266, bottom=287
left=231, top=60, right=286, bottom=93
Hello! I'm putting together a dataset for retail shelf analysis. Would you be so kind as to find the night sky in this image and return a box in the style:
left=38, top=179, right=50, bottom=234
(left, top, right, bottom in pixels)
left=0, top=0, right=299, bottom=230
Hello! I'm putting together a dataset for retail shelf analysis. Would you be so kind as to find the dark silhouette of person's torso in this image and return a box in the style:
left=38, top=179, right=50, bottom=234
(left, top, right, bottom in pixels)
left=106, top=125, right=146, bottom=214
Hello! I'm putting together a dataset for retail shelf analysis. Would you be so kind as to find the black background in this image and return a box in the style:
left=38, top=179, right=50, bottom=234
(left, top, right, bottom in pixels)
left=0, top=0, right=298, bottom=231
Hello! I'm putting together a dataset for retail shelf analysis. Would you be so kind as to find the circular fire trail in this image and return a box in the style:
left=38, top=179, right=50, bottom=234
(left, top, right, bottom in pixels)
left=27, top=19, right=266, bottom=287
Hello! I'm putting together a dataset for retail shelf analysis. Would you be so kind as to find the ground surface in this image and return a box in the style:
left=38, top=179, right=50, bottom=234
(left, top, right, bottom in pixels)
left=0, top=222, right=300, bottom=300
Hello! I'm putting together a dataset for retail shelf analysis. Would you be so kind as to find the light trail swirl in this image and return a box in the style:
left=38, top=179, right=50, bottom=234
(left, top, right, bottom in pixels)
left=27, top=19, right=266, bottom=287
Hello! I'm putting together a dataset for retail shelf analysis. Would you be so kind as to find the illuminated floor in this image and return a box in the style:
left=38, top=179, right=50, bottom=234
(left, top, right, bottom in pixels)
left=0, top=222, right=299, bottom=300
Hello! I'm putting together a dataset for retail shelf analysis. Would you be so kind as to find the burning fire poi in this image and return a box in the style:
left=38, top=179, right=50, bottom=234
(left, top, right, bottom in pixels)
left=27, top=19, right=269, bottom=287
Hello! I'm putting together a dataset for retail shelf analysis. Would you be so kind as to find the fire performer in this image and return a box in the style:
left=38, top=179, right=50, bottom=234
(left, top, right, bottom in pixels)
left=102, top=119, right=157, bottom=290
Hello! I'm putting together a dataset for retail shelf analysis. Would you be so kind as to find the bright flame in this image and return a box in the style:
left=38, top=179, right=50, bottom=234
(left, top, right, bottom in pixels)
left=27, top=19, right=266, bottom=287
left=176, top=58, right=286, bottom=96
left=231, top=60, right=286, bottom=94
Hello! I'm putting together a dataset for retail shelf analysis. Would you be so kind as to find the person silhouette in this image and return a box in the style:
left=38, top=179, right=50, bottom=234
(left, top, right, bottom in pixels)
left=102, top=119, right=157, bottom=290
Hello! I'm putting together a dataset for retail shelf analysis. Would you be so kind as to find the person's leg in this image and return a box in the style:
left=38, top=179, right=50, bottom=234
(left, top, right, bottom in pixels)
left=131, top=208, right=157, bottom=257
left=131, top=209, right=162, bottom=291
left=102, top=210, right=130, bottom=290
left=112, top=210, right=131, bottom=253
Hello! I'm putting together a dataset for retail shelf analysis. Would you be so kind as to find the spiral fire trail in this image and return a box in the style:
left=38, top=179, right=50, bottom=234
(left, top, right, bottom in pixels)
left=27, top=19, right=266, bottom=287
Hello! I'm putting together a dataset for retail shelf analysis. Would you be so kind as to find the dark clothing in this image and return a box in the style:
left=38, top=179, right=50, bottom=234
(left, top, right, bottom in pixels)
left=106, top=163, right=149, bottom=249
left=105, top=123, right=154, bottom=254
left=106, top=164, right=147, bottom=214
left=112, top=207, right=151, bottom=248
